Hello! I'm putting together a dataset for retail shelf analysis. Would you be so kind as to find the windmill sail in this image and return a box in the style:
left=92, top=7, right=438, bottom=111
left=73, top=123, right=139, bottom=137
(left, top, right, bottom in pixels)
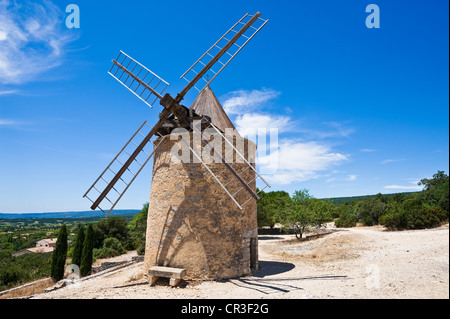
left=84, top=12, right=270, bottom=215
left=200, top=116, right=270, bottom=206
left=83, top=121, right=167, bottom=216
left=108, top=51, right=170, bottom=108
left=178, top=12, right=268, bottom=101
left=177, top=116, right=270, bottom=210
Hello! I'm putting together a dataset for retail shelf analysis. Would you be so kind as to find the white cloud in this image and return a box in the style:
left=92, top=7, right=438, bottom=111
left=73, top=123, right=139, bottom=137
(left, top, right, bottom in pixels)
left=0, top=89, right=18, bottom=95
left=257, top=139, right=348, bottom=185
left=384, top=185, right=423, bottom=191
left=321, top=121, right=354, bottom=138
left=234, top=112, right=291, bottom=137
left=220, top=87, right=350, bottom=185
left=222, top=88, right=280, bottom=115
left=325, top=174, right=358, bottom=183
left=0, top=0, right=77, bottom=84
left=381, top=159, right=405, bottom=164
left=0, top=119, right=17, bottom=126
left=361, top=148, right=376, bottom=152
left=384, top=179, right=423, bottom=191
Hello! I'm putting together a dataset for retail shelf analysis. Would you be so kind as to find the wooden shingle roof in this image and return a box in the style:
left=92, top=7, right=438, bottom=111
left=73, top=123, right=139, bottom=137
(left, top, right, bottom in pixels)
left=190, top=85, right=238, bottom=135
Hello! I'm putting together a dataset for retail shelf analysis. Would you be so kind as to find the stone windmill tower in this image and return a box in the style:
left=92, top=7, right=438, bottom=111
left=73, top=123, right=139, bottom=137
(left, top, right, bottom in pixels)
left=83, top=12, right=270, bottom=281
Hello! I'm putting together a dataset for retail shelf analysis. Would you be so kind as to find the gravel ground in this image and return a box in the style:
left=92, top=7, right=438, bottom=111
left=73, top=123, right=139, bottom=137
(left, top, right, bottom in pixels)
left=32, top=224, right=449, bottom=299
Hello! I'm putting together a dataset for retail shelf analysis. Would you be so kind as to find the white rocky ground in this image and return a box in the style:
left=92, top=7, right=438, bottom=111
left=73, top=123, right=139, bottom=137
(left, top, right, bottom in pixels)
left=32, top=224, right=449, bottom=299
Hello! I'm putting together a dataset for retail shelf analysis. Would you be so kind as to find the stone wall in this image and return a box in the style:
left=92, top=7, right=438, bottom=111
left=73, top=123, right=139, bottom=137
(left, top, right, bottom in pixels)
left=144, top=133, right=258, bottom=280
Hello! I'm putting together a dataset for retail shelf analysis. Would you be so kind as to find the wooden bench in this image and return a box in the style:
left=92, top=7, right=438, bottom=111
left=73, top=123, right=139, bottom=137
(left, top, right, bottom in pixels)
left=148, top=266, right=186, bottom=287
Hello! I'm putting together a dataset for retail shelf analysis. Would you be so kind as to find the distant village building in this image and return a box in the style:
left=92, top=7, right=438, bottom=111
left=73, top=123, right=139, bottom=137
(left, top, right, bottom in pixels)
left=35, top=238, right=57, bottom=248
left=11, top=238, right=69, bottom=257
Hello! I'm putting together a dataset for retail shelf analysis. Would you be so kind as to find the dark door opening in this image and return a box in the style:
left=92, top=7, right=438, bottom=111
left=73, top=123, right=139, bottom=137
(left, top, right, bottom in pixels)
left=250, top=237, right=257, bottom=270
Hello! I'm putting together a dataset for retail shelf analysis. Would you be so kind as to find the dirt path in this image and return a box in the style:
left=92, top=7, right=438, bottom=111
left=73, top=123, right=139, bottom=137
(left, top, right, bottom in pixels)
left=32, top=224, right=449, bottom=299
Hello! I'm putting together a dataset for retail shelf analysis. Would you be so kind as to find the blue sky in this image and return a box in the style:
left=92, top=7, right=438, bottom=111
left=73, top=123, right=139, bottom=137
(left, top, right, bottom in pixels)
left=0, top=0, right=448, bottom=213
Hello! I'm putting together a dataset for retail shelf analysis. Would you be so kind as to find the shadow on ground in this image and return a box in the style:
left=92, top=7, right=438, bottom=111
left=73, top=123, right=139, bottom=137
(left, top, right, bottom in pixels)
left=254, top=260, right=295, bottom=278
left=225, top=260, right=348, bottom=295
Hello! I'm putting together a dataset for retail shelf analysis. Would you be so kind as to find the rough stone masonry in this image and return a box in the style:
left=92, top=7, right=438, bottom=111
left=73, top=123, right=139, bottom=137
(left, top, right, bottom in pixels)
left=143, top=132, right=258, bottom=280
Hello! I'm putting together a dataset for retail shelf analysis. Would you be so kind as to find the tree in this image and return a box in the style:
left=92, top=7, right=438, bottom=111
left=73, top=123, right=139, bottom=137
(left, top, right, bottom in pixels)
left=51, top=224, right=68, bottom=282
left=93, top=216, right=130, bottom=249
left=276, top=189, right=332, bottom=240
left=379, top=200, right=408, bottom=230
left=80, top=223, right=94, bottom=277
left=419, top=170, right=449, bottom=216
left=129, top=203, right=149, bottom=255
left=94, top=237, right=127, bottom=259
left=257, top=191, right=290, bottom=229
left=419, top=170, right=448, bottom=191
left=356, top=196, right=386, bottom=226
left=71, top=224, right=85, bottom=267
left=309, top=198, right=335, bottom=226
left=335, top=202, right=358, bottom=227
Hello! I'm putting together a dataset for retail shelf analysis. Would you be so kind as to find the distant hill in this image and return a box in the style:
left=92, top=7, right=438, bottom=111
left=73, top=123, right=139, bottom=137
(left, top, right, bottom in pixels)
left=0, top=209, right=140, bottom=219
left=324, top=191, right=420, bottom=206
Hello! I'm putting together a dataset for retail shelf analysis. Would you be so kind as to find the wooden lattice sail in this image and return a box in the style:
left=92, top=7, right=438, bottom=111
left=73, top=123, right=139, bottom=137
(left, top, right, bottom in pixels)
left=83, top=12, right=270, bottom=216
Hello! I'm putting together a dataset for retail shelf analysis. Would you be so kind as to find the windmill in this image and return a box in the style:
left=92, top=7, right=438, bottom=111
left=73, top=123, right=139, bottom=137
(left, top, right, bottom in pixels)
left=83, top=12, right=270, bottom=218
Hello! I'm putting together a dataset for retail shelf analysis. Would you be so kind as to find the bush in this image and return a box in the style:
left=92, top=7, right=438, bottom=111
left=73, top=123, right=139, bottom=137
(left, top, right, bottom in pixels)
left=379, top=212, right=407, bottom=230
left=379, top=201, right=409, bottom=230
left=0, top=267, right=21, bottom=289
left=136, top=243, right=145, bottom=256
left=410, top=207, right=447, bottom=229
left=93, top=237, right=126, bottom=259
left=335, top=214, right=357, bottom=228
left=356, top=197, right=386, bottom=226
left=380, top=204, right=447, bottom=230
left=93, top=216, right=131, bottom=250
left=129, top=203, right=148, bottom=254
left=0, top=253, right=51, bottom=291
left=334, top=203, right=358, bottom=227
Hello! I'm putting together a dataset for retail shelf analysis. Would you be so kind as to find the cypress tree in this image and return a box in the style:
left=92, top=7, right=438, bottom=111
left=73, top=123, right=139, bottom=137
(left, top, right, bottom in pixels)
left=80, top=223, right=94, bottom=277
left=71, top=224, right=85, bottom=267
left=50, top=224, right=68, bottom=282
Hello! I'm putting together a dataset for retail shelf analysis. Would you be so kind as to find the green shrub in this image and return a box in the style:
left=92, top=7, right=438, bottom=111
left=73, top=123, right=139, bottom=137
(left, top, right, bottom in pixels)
left=136, top=243, right=145, bottom=256
left=379, top=212, right=407, bottom=230
left=356, top=197, right=386, bottom=226
left=379, top=201, right=409, bottom=230
left=335, top=214, right=357, bottom=228
left=0, top=253, right=51, bottom=291
left=334, top=203, right=358, bottom=227
left=0, top=267, right=21, bottom=289
left=93, top=216, right=131, bottom=249
left=129, top=203, right=148, bottom=254
left=380, top=205, right=447, bottom=230
left=410, top=207, right=447, bottom=229
left=93, top=237, right=126, bottom=259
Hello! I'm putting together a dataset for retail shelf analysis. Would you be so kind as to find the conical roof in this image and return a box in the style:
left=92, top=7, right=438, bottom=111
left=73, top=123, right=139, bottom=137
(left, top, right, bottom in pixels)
left=190, top=85, right=238, bottom=135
